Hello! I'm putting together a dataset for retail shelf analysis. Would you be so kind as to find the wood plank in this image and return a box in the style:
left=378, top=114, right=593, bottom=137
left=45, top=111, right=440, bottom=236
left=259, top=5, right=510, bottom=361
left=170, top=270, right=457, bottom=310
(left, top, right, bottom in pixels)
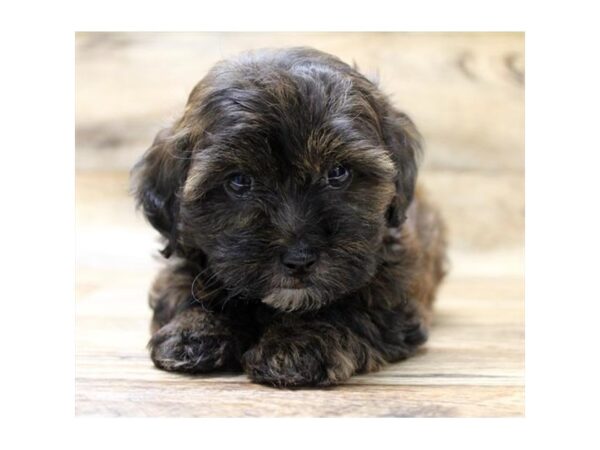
left=75, top=380, right=523, bottom=417
left=75, top=32, right=524, bottom=173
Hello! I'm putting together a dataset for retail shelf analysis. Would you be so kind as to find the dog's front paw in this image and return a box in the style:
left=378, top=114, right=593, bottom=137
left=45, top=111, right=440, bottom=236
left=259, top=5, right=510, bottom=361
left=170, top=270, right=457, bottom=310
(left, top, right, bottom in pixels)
left=242, top=328, right=357, bottom=387
left=148, top=309, right=241, bottom=373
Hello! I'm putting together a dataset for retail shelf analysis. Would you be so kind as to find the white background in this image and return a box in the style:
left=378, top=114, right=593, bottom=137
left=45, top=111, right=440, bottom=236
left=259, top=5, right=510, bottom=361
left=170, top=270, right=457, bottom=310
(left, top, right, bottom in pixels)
left=1, top=0, right=599, bottom=448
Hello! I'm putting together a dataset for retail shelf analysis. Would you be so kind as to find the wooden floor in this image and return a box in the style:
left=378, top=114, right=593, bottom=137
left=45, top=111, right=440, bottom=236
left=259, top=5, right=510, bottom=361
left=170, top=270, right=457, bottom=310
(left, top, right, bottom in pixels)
left=75, top=33, right=524, bottom=417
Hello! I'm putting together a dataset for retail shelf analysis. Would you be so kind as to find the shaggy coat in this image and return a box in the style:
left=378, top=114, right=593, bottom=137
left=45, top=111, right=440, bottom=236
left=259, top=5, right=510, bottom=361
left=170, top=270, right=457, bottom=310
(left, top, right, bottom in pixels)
left=132, top=47, right=447, bottom=387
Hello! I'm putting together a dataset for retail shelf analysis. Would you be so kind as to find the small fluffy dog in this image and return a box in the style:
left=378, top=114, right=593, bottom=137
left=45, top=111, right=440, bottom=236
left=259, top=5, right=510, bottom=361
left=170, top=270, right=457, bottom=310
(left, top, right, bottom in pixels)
left=132, top=47, right=447, bottom=387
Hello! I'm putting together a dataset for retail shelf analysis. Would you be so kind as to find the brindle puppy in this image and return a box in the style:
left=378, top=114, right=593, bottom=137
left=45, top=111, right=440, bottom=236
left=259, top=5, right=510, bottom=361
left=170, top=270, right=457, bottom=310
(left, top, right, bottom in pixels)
left=131, top=47, right=447, bottom=387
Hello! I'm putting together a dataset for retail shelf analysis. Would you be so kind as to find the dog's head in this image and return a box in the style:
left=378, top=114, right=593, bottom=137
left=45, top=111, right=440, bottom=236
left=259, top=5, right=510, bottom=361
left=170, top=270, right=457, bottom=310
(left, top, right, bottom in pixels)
left=132, top=47, right=421, bottom=312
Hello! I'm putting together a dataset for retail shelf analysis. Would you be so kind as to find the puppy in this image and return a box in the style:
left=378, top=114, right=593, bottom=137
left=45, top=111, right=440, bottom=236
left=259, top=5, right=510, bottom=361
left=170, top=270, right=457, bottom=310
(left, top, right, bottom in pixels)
left=131, top=47, right=447, bottom=387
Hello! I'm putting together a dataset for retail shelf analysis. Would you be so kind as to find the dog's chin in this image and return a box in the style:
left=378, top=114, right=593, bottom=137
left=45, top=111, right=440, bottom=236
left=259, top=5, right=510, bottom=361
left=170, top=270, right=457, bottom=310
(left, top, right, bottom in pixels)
left=262, top=286, right=328, bottom=312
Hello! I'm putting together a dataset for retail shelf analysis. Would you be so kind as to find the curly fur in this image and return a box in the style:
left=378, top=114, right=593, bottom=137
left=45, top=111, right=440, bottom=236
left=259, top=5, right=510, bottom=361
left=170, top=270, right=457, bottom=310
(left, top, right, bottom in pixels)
left=131, top=47, right=447, bottom=387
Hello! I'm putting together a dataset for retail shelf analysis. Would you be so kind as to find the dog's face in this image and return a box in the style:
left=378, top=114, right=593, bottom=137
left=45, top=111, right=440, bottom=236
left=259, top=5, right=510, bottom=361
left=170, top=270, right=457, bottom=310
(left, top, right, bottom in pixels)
left=133, top=48, right=421, bottom=312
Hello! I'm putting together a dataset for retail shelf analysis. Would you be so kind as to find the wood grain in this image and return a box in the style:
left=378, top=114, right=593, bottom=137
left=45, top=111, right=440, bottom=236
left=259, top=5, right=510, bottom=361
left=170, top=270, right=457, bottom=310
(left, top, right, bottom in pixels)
left=75, top=32, right=524, bottom=173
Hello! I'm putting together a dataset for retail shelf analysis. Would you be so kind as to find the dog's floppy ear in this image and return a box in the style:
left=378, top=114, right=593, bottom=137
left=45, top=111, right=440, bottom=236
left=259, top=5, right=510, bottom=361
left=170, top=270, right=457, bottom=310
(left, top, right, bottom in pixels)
left=131, top=125, right=192, bottom=257
left=382, top=108, right=422, bottom=228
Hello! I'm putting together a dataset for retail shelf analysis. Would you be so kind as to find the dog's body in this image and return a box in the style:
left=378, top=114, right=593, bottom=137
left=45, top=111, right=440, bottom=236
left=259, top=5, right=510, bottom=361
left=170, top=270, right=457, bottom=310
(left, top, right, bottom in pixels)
left=132, top=47, right=447, bottom=387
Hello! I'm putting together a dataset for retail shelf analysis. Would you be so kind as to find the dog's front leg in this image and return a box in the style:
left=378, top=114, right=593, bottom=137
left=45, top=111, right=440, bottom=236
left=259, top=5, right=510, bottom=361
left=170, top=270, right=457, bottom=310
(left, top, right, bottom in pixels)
left=146, top=262, right=253, bottom=373
left=242, top=304, right=428, bottom=387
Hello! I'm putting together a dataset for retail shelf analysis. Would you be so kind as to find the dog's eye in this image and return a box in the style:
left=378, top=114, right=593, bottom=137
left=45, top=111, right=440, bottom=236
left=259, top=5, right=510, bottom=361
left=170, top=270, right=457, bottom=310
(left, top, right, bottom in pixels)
left=326, top=164, right=351, bottom=188
left=226, top=173, right=253, bottom=197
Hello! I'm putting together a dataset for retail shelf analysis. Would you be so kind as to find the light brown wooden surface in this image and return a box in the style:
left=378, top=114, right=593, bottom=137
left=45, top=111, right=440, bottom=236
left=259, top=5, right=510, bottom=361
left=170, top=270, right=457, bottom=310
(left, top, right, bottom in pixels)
left=75, top=33, right=524, bottom=417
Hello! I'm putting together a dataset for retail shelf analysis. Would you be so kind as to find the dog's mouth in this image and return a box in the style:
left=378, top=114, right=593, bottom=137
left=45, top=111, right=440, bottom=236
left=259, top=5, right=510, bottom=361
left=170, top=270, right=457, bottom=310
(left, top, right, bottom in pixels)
left=262, top=286, right=319, bottom=312
left=262, top=273, right=324, bottom=311
left=260, top=258, right=362, bottom=311
left=277, top=277, right=309, bottom=289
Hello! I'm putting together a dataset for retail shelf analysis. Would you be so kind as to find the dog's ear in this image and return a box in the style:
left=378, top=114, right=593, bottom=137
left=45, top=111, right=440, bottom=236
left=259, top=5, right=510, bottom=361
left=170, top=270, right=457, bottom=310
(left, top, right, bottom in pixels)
left=131, top=125, right=192, bottom=257
left=382, top=108, right=422, bottom=228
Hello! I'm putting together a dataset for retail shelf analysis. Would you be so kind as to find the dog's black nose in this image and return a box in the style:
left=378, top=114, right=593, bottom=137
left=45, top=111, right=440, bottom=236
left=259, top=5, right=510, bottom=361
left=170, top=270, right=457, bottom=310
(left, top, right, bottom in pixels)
left=281, top=245, right=318, bottom=274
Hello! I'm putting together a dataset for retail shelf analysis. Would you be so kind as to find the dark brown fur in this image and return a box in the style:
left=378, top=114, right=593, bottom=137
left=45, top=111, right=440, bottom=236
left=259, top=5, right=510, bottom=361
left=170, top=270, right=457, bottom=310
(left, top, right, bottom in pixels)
left=131, top=47, right=447, bottom=387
